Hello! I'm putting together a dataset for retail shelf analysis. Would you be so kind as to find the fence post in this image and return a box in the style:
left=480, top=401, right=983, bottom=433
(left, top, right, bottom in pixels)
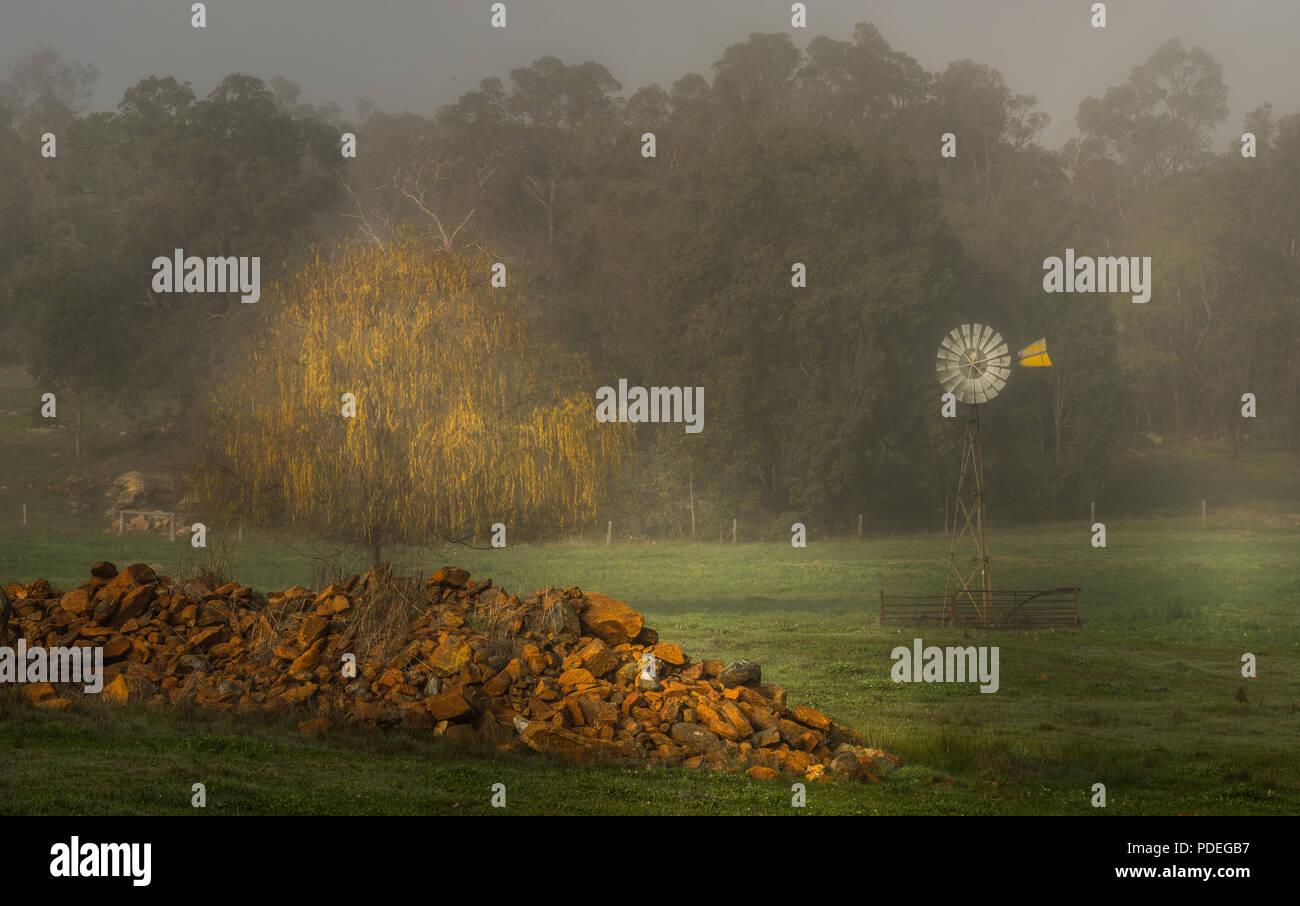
left=21, top=503, right=27, bottom=529
left=878, top=590, right=884, bottom=625
left=689, top=474, right=696, bottom=538
left=1090, top=501, right=1095, bottom=524
left=169, top=512, right=176, bottom=543
left=605, top=520, right=612, bottom=547
left=1201, top=500, right=1206, bottom=525
left=858, top=514, right=863, bottom=538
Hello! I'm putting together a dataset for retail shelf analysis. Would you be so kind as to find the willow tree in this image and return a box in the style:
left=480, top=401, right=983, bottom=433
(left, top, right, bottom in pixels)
left=194, top=232, right=630, bottom=565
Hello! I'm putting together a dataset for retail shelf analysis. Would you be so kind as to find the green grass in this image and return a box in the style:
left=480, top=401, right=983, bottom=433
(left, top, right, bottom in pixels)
left=0, top=698, right=1026, bottom=816
left=1, top=365, right=1298, bottom=814
left=2, top=532, right=1295, bottom=815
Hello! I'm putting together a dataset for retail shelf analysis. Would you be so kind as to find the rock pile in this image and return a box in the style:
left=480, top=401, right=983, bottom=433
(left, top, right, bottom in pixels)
left=1, top=563, right=899, bottom=782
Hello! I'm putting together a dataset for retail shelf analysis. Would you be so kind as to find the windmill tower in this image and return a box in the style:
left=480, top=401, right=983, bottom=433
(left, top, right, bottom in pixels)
left=936, top=325, right=1051, bottom=623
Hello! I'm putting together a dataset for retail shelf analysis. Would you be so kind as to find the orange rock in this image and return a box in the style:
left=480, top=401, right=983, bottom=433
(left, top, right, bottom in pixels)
left=578, top=592, right=644, bottom=646
left=101, top=637, right=131, bottom=661
left=557, top=667, right=596, bottom=689
left=276, top=683, right=317, bottom=707
left=288, top=639, right=326, bottom=677
left=670, top=722, right=723, bottom=753
left=572, top=637, right=619, bottom=678
left=95, top=567, right=144, bottom=610
left=520, top=642, right=548, bottom=676
left=746, top=765, right=781, bottom=781
left=115, top=584, right=156, bottom=624
left=103, top=674, right=130, bottom=705
left=316, top=594, right=351, bottom=615
left=651, top=642, right=686, bottom=666
left=21, top=682, right=55, bottom=704
left=477, top=669, right=507, bottom=697
left=717, top=700, right=754, bottom=737
left=783, top=749, right=812, bottom=774
left=694, top=702, right=741, bottom=740
left=430, top=567, right=470, bottom=588
left=375, top=667, right=404, bottom=692
left=59, top=587, right=93, bottom=616
left=189, top=626, right=222, bottom=651
left=518, top=720, right=632, bottom=760
left=298, top=717, right=329, bottom=735
left=576, top=694, right=619, bottom=727
left=792, top=704, right=832, bottom=732
left=426, top=691, right=471, bottom=721
left=298, top=614, right=330, bottom=648
left=428, top=637, right=472, bottom=676
left=206, top=641, right=240, bottom=659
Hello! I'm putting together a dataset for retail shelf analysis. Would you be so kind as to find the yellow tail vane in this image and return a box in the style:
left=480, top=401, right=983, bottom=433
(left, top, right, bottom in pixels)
left=1017, top=338, right=1052, bottom=367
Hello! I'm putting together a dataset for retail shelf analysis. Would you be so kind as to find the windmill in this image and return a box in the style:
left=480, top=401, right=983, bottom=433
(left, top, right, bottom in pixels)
left=936, top=324, right=1051, bottom=622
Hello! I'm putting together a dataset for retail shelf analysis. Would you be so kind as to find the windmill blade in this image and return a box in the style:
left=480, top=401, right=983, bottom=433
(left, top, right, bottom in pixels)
left=937, top=322, right=1019, bottom=403
left=937, top=345, right=964, bottom=364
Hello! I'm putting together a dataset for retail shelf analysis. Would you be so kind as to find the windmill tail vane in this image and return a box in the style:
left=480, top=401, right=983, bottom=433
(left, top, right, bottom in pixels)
left=1017, top=338, right=1052, bottom=368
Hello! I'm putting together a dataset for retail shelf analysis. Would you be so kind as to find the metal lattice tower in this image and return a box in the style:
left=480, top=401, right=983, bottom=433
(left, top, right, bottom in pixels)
left=936, top=324, right=1017, bottom=622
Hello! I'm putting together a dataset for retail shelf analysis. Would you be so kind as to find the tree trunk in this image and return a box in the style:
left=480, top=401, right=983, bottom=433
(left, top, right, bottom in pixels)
left=547, top=161, right=556, bottom=249
left=1053, top=369, right=1065, bottom=463
left=73, top=374, right=83, bottom=459
left=1173, top=382, right=1182, bottom=442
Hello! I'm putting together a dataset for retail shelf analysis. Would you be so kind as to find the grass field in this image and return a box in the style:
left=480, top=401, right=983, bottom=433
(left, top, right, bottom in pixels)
left=1, top=366, right=1298, bottom=815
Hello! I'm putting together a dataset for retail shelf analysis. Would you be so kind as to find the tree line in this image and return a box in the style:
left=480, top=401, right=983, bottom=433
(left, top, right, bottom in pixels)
left=3, top=25, right=1298, bottom=548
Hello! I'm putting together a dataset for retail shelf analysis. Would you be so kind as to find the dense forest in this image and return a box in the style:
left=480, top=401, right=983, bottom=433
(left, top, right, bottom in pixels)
left=2, top=24, right=1297, bottom=542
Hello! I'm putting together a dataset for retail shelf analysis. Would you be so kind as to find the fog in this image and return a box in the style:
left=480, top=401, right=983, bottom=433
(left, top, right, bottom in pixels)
left=4, top=0, right=1298, bottom=144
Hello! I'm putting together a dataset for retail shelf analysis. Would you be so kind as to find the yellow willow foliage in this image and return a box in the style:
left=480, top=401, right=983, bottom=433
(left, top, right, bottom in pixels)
left=193, top=232, right=633, bottom=546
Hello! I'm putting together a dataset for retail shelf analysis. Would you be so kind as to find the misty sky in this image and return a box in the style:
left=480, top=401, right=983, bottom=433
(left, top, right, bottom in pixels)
left=3, top=0, right=1298, bottom=147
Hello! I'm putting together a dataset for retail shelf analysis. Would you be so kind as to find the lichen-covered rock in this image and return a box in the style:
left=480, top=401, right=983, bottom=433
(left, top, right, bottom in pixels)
left=2, top=563, right=897, bottom=784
